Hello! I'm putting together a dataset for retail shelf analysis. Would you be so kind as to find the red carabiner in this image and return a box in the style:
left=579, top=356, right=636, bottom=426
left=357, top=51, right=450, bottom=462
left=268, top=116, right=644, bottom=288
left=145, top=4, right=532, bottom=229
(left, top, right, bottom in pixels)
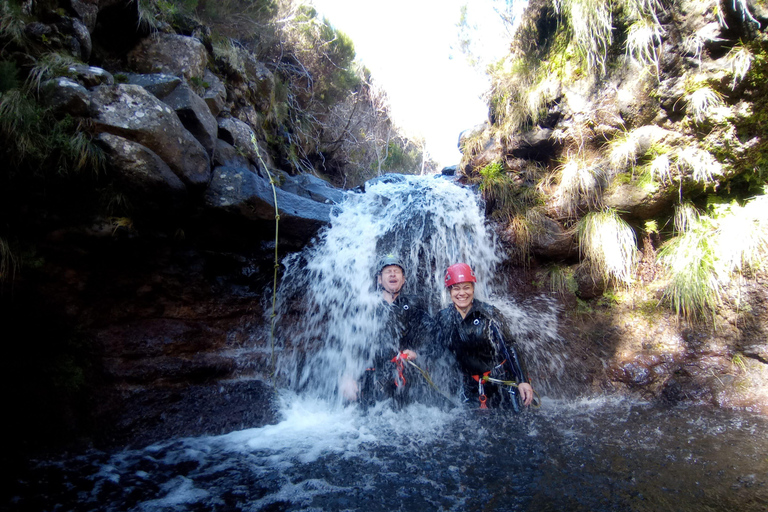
left=479, top=394, right=488, bottom=409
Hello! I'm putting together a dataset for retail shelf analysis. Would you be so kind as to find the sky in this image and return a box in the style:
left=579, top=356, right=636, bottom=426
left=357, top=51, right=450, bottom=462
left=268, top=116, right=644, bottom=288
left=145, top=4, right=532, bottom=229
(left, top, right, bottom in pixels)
left=310, top=0, right=522, bottom=169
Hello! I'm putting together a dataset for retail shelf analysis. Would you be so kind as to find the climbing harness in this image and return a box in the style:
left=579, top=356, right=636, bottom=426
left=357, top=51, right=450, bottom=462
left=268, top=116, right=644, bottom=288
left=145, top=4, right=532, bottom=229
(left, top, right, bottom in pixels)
left=471, top=360, right=541, bottom=409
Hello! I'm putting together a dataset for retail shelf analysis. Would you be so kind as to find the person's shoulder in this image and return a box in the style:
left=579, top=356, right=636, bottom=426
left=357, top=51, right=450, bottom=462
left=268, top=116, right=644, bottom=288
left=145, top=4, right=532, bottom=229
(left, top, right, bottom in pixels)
left=435, top=306, right=454, bottom=321
left=471, top=300, right=499, bottom=319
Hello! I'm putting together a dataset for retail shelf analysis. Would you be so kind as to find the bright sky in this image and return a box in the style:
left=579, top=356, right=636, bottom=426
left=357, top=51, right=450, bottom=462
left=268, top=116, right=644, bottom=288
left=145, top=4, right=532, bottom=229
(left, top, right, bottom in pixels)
left=310, top=0, right=520, bottom=169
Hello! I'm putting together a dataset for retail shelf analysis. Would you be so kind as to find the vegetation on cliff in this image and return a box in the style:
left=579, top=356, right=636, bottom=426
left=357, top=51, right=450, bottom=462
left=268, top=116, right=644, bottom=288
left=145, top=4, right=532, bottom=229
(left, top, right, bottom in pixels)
left=460, top=0, right=768, bottom=410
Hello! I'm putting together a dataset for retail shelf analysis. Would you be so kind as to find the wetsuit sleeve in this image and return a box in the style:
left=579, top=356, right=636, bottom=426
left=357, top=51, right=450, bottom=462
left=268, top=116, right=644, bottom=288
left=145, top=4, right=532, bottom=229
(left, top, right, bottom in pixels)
left=489, top=319, right=530, bottom=384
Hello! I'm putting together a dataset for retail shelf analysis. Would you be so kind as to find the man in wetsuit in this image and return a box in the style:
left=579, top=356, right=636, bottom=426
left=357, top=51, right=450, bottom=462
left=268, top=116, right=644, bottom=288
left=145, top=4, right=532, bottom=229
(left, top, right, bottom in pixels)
left=341, top=254, right=434, bottom=407
left=436, top=263, right=534, bottom=410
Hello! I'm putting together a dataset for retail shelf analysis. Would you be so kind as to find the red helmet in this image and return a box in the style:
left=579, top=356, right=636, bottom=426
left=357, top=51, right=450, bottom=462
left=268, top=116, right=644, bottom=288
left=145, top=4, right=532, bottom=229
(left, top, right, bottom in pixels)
left=444, top=263, right=476, bottom=287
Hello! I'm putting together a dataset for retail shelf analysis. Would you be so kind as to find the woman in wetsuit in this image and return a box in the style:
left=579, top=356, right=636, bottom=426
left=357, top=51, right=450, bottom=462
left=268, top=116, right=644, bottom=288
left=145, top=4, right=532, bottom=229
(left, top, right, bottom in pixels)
left=436, top=263, right=534, bottom=410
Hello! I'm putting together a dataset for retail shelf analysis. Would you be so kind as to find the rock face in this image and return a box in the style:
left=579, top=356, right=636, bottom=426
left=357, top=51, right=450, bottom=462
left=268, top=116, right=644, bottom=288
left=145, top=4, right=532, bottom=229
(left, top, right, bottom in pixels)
left=0, top=1, right=353, bottom=452
left=458, top=0, right=768, bottom=412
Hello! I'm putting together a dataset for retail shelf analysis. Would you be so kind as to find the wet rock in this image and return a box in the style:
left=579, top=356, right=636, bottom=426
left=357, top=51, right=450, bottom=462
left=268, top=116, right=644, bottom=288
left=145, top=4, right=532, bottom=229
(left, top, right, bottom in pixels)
left=217, top=116, right=265, bottom=167
left=92, top=379, right=278, bottom=448
left=205, top=166, right=332, bottom=244
left=70, top=0, right=99, bottom=32
left=90, top=83, right=211, bottom=189
left=742, top=342, right=768, bottom=364
left=610, top=354, right=663, bottom=387
left=529, top=216, right=577, bottom=260
left=127, top=33, right=208, bottom=82
left=574, top=264, right=606, bottom=299
left=213, top=139, right=255, bottom=170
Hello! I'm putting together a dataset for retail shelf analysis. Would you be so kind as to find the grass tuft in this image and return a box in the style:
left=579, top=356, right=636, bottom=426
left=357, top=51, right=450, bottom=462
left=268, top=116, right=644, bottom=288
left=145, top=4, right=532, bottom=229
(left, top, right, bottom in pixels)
left=686, top=86, right=724, bottom=123
left=625, top=16, right=664, bottom=76
left=675, top=147, right=723, bottom=185
left=658, top=203, right=720, bottom=320
left=725, top=44, right=753, bottom=89
left=555, top=156, right=604, bottom=217
left=578, top=208, right=638, bottom=286
left=554, top=0, right=613, bottom=74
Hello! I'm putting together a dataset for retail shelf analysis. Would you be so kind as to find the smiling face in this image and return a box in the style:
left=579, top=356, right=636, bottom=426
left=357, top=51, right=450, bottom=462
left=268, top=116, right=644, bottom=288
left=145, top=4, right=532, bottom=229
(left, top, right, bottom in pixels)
left=450, top=282, right=475, bottom=316
left=378, top=265, right=405, bottom=299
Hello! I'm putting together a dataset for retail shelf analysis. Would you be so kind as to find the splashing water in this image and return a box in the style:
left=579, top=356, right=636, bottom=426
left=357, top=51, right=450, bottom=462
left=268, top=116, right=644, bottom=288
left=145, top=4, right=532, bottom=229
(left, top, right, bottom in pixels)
left=274, top=174, right=565, bottom=404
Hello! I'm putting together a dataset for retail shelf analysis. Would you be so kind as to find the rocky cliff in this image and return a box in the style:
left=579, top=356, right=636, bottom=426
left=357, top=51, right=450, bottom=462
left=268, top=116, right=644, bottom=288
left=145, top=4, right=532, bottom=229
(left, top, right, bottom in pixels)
left=460, top=0, right=768, bottom=413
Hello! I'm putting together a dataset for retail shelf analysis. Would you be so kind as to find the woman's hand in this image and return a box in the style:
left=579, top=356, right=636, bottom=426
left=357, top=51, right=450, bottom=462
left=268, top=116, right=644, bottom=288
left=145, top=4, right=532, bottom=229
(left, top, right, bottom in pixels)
left=401, top=349, right=418, bottom=361
left=518, top=383, right=534, bottom=406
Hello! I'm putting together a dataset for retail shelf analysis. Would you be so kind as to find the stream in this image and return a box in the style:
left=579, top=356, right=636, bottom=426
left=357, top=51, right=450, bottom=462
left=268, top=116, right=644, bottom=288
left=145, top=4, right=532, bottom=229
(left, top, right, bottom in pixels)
left=5, top=175, right=767, bottom=511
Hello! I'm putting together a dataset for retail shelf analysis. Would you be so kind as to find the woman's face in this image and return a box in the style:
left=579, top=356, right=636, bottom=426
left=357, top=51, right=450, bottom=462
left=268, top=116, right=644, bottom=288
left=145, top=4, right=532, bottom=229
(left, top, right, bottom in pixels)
left=450, top=282, right=474, bottom=311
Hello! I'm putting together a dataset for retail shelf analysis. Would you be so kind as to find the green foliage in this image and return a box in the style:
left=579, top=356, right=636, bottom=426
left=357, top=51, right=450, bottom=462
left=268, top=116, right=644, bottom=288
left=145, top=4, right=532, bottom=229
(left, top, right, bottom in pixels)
left=546, top=264, right=578, bottom=296
left=381, top=141, right=419, bottom=172
left=657, top=211, right=720, bottom=321
left=578, top=208, right=637, bottom=286
left=0, top=88, right=104, bottom=177
left=0, top=0, right=27, bottom=48
left=657, top=196, right=768, bottom=321
left=554, top=0, right=614, bottom=74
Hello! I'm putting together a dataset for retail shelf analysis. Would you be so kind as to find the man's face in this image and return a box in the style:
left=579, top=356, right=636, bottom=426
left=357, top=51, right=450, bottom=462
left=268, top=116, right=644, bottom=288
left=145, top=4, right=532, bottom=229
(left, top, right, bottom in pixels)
left=450, top=282, right=474, bottom=311
left=378, top=265, right=405, bottom=295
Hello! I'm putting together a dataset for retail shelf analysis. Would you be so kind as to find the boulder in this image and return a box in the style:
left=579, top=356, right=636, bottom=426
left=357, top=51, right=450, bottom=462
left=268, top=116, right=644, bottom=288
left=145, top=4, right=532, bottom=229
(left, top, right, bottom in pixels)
left=507, top=127, right=557, bottom=162
left=121, top=72, right=181, bottom=98
left=529, top=216, right=577, bottom=260
left=217, top=116, right=262, bottom=164
left=160, top=82, right=218, bottom=156
left=213, top=139, right=256, bottom=171
left=40, top=77, right=91, bottom=117
left=95, top=133, right=187, bottom=209
left=90, top=83, right=211, bottom=189
left=205, top=166, right=332, bottom=243
left=66, top=64, right=114, bottom=88
left=281, top=173, right=346, bottom=204
left=127, top=33, right=208, bottom=82
left=69, top=17, right=92, bottom=61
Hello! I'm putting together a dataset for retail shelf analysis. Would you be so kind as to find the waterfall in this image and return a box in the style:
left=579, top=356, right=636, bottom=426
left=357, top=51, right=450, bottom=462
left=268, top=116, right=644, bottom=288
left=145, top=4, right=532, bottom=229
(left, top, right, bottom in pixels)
left=274, top=174, right=566, bottom=404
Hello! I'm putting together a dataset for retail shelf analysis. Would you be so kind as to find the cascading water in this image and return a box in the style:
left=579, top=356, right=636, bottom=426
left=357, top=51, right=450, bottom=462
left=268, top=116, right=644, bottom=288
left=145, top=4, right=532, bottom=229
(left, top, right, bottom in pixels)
left=5, top=175, right=768, bottom=512
left=274, top=173, right=565, bottom=404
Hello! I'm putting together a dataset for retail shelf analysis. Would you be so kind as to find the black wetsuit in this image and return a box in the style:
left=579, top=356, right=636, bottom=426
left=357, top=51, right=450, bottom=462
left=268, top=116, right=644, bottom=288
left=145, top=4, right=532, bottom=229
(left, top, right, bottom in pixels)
left=435, top=300, right=529, bottom=409
left=360, top=293, right=435, bottom=407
